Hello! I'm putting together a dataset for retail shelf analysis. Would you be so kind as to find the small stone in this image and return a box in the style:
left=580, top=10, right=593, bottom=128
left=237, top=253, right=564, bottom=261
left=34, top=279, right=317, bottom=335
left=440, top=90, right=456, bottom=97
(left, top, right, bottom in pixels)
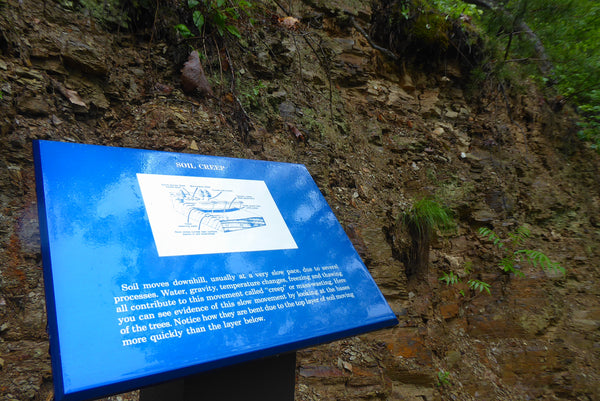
left=401, top=73, right=415, bottom=92
left=445, top=110, right=459, bottom=119
left=337, top=358, right=353, bottom=371
left=51, top=115, right=63, bottom=126
left=62, top=40, right=108, bottom=76
left=446, top=350, right=461, bottom=367
left=17, top=95, right=51, bottom=116
left=278, top=101, right=297, bottom=119
left=1, top=82, right=11, bottom=95
left=15, top=66, right=44, bottom=81
left=190, top=139, right=199, bottom=151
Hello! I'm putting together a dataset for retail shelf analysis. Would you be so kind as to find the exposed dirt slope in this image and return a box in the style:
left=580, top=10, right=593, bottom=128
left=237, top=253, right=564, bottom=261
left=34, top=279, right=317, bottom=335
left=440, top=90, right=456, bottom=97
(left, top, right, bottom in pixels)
left=1, top=0, right=599, bottom=400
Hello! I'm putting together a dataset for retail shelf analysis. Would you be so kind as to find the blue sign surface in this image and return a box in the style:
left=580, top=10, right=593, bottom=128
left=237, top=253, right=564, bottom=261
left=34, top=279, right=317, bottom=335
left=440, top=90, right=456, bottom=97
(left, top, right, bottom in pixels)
left=33, top=140, right=398, bottom=401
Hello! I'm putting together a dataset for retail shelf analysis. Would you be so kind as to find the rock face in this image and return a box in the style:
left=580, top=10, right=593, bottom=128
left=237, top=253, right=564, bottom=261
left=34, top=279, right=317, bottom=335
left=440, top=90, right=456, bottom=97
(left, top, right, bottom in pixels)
left=1, top=0, right=600, bottom=401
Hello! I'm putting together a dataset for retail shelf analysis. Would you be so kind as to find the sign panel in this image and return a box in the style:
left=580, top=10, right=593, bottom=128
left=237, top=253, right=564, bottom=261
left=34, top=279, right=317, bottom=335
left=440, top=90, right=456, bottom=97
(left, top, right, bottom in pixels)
left=33, top=140, right=398, bottom=401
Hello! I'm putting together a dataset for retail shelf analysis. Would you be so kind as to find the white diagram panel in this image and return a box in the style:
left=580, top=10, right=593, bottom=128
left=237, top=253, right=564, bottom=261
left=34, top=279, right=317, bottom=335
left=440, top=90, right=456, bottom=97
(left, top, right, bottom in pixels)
left=137, top=173, right=298, bottom=256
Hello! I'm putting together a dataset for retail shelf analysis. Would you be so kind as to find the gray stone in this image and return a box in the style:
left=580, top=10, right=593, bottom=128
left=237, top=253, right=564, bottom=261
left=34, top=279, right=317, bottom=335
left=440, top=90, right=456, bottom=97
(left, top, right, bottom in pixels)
left=445, top=110, right=459, bottom=119
left=17, top=95, right=51, bottom=116
left=279, top=101, right=297, bottom=119
left=62, top=40, right=108, bottom=76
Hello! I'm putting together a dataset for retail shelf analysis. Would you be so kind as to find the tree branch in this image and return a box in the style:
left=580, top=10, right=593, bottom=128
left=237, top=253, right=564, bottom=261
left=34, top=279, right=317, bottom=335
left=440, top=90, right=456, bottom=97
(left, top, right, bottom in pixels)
left=461, top=0, right=553, bottom=75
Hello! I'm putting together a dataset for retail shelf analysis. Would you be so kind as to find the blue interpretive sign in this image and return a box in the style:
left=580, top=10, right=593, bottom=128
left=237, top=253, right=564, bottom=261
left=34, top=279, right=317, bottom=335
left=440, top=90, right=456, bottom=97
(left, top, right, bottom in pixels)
left=33, top=140, right=398, bottom=401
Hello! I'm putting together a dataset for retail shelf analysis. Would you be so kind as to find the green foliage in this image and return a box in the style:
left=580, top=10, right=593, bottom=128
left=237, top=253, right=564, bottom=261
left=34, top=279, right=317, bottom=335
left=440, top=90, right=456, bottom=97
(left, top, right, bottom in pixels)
left=402, top=198, right=454, bottom=236
left=176, top=0, right=252, bottom=39
left=438, top=270, right=491, bottom=296
left=467, top=279, right=491, bottom=294
left=437, top=369, right=451, bottom=386
left=174, top=24, right=194, bottom=38
left=371, top=0, right=484, bottom=67
left=441, top=0, right=600, bottom=150
left=412, top=11, right=451, bottom=49
left=239, top=80, right=266, bottom=110
left=430, top=0, right=481, bottom=20
left=478, top=226, right=565, bottom=276
left=438, top=223, right=563, bottom=301
left=523, top=0, right=600, bottom=149
left=516, top=249, right=566, bottom=275
left=439, top=271, right=460, bottom=285
left=401, top=198, right=454, bottom=276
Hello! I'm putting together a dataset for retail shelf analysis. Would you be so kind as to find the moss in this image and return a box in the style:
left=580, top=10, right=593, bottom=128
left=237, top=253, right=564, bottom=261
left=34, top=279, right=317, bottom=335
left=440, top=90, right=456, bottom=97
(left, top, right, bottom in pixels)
left=412, top=12, right=450, bottom=50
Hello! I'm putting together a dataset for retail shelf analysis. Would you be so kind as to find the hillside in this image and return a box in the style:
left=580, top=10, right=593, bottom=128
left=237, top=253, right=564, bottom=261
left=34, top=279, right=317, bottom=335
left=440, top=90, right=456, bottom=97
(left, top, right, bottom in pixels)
left=1, top=0, right=600, bottom=400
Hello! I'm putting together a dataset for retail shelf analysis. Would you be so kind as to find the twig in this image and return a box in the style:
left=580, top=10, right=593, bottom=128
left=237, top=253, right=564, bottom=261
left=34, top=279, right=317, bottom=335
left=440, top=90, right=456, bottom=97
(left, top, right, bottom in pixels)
left=223, top=46, right=252, bottom=143
left=347, top=15, right=398, bottom=61
left=301, top=33, right=334, bottom=123
left=498, top=81, right=529, bottom=154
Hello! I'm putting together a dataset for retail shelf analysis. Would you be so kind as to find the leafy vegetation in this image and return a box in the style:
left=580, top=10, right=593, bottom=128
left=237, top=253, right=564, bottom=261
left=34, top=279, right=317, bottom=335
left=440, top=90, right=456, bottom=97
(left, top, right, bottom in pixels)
left=427, top=0, right=600, bottom=149
left=439, top=271, right=491, bottom=296
left=439, top=224, right=563, bottom=299
left=523, top=0, right=600, bottom=149
left=370, top=0, right=485, bottom=68
left=437, top=369, right=451, bottom=386
left=175, top=0, right=253, bottom=39
left=479, top=225, right=565, bottom=276
left=401, top=198, right=454, bottom=276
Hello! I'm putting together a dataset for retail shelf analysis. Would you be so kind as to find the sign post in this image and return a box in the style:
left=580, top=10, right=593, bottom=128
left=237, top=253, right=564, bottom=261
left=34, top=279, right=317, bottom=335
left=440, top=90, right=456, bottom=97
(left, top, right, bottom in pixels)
left=33, top=140, right=398, bottom=401
left=139, top=352, right=296, bottom=401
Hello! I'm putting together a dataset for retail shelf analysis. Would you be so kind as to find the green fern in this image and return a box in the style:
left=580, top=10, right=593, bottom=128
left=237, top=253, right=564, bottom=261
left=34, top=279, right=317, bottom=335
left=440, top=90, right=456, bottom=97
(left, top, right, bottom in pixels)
left=467, top=279, right=491, bottom=294
left=508, top=225, right=530, bottom=247
left=439, top=271, right=460, bottom=285
left=479, top=225, right=564, bottom=277
left=516, top=249, right=566, bottom=275
left=498, top=256, right=525, bottom=277
left=478, top=227, right=504, bottom=249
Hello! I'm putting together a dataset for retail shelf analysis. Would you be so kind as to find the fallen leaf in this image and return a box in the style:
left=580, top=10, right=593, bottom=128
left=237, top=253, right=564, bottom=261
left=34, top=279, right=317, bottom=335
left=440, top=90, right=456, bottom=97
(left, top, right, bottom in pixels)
left=223, top=92, right=235, bottom=103
left=337, top=358, right=353, bottom=372
left=51, top=78, right=87, bottom=107
left=154, top=83, right=173, bottom=95
left=279, top=16, right=300, bottom=30
left=287, top=123, right=306, bottom=141
left=181, top=50, right=213, bottom=97
left=62, top=88, right=86, bottom=107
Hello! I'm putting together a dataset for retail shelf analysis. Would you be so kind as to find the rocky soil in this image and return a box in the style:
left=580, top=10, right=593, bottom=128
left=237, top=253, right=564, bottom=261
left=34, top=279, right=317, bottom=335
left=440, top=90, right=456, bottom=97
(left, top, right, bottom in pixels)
left=1, top=0, right=600, bottom=400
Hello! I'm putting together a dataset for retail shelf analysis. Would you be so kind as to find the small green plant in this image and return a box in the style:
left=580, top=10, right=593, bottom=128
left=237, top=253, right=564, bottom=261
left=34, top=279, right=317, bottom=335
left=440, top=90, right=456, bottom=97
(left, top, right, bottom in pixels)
left=400, top=3, right=410, bottom=19
left=467, top=279, right=491, bottom=295
left=402, top=198, right=454, bottom=236
left=439, top=271, right=491, bottom=296
left=176, top=0, right=252, bottom=39
left=439, top=271, right=460, bottom=286
left=437, top=369, right=451, bottom=387
left=479, top=226, right=565, bottom=276
left=401, top=198, right=454, bottom=276
left=239, top=80, right=266, bottom=109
